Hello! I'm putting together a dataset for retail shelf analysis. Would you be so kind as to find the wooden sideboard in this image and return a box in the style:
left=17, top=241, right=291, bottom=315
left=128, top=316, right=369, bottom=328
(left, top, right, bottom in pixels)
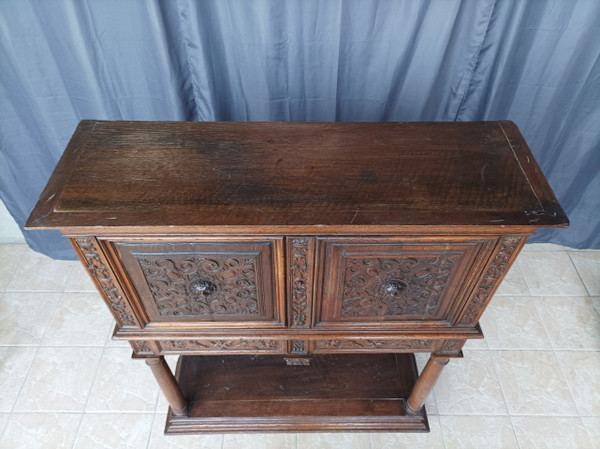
left=26, top=120, right=568, bottom=433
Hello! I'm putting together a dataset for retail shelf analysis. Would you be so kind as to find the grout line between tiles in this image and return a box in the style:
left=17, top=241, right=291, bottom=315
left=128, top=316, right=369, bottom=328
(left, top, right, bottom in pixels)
left=145, top=412, right=157, bottom=449
left=567, top=252, right=595, bottom=297
left=436, top=415, right=448, bottom=449
left=552, top=350, right=585, bottom=419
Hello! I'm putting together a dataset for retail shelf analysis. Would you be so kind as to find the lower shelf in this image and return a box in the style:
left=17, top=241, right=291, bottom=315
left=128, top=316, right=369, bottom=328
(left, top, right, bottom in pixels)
left=165, top=353, right=428, bottom=433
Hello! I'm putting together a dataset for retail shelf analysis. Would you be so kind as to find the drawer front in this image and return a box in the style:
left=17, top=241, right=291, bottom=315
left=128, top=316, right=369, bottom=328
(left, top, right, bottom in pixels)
left=316, top=237, right=494, bottom=327
left=113, top=239, right=284, bottom=327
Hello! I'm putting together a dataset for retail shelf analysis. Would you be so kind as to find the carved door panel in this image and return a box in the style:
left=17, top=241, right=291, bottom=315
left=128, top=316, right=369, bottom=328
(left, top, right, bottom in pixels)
left=112, top=238, right=285, bottom=328
left=315, top=237, right=495, bottom=328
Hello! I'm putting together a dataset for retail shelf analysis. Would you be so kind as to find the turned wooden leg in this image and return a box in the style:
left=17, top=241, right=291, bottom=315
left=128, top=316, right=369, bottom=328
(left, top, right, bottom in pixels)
left=406, top=354, right=450, bottom=414
left=146, top=356, right=188, bottom=416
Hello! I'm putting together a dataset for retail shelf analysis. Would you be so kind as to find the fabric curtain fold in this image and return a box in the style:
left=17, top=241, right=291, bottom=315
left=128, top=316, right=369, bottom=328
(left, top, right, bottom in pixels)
left=1, top=0, right=598, bottom=258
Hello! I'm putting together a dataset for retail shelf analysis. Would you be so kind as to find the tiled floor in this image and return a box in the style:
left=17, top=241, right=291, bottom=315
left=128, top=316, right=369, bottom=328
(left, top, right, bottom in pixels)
left=0, top=243, right=598, bottom=448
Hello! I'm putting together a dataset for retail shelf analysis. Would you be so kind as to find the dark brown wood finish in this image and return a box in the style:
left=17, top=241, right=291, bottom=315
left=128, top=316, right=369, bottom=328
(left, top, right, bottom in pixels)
left=26, top=120, right=568, bottom=433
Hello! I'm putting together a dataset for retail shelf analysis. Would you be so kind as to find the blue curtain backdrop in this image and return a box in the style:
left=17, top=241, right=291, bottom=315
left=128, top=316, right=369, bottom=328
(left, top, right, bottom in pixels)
left=1, top=0, right=598, bottom=259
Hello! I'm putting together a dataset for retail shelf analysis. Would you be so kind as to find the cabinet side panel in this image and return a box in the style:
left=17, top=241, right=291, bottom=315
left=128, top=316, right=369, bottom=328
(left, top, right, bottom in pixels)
left=69, top=236, right=141, bottom=328
left=458, top=235, right=528, bottom=325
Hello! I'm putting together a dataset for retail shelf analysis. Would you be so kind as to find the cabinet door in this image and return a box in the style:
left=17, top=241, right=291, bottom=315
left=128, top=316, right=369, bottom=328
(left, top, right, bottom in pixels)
left=112, top=239, right=285, bottom=328
left=315, top=237, right=495, bottom=328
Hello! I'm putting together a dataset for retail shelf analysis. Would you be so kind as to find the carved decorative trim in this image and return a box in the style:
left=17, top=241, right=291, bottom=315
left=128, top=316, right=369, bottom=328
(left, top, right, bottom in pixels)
left=439, top=339, right=463, bottom=355
left=459, top=236, right=523, bottom=324
left=159, top=339, right=281, bottom=353
left=314, top=339, right=434, bottom=352
left=289, top=238, right=312, bottom=327
left=137, top=254, right=260, bottom=317
left=72, top=237, right=136, bottom=326
left=341, top=255, right=459, bottom=317
left=133, top=340, right=153, bottom=354
left=284, top=357, right=311, bottom=366
left=290, top=339, right=307, bottom=354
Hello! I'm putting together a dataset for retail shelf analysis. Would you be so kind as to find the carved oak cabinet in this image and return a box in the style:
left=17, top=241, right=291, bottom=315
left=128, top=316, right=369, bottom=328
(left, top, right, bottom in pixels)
left=26, top=121, right=568, bottom=433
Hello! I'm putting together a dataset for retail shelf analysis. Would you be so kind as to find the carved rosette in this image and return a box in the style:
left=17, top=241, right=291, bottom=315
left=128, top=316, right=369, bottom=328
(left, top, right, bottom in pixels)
left=290, top=339, right=307, bottom=355
left=159, top=339, right=281, bottom=353
left=133, top=340, right=154, bottom=354
left=342, top=256, right=459, bottom=317
left=72, top=237, right=136, bottom=326
left=314, top=339, right=434, bottom=352
left=459, top=236, right=523, bottom=324
left=137, top=255, right=259, bottom=317
left=289, top=238, right=312, bottom=327
left=438, top=339, right=464, bottom=356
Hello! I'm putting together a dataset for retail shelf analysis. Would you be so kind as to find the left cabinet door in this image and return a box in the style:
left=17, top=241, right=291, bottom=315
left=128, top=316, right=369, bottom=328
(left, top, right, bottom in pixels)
left=110, top=238, right=285, bottom=329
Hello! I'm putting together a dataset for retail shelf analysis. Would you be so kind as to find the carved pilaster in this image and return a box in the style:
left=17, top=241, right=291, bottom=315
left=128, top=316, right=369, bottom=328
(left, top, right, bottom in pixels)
left=288, top=238, right=314, bottom=327
left=71, top=237, right=137, bottom=326
left=459, top=236, right=524, bottom=325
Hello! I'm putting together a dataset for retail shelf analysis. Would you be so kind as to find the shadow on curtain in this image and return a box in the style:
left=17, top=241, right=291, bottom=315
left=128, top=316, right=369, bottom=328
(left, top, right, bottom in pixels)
left=1, top=0, right=598, bottom=259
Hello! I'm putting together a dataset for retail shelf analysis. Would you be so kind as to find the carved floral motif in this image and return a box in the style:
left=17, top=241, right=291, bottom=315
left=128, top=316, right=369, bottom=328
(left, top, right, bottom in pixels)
left=73, top=238, right=135, bottom=325
left=290, top=339, right=306, bottom=354
left=341, top=255, right=459, bottom=317
left=134, top=340, right=153, bottom=353
left=159, top=339, right=280, bottom=352
left=459, top=236, right=522, bottom=324
left=315, top=339, right=434, bottom=351
left=289, top=238, right=310, bottom=327
left=137, top=254, right=260, bottom=317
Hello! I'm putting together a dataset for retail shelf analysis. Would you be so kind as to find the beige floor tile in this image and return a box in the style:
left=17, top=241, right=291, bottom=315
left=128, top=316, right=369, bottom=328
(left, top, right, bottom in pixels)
left=0, top=292, right=61, bottom=344
left=14, top=347, right=102, bottom=412
left=42, top=292, right=114, bottom=346
left=370, top=415, right=444, bottom=448
left=64, top=264, right=97, bottom=292
left=481, top=296, right=551, bottom=350
left=518, top=251, right=588, bottom=296
left=582, top=417, right=600, bottom=449
left=434, top=350, right=507, bottom=415
left=148, top=414, right=223, bottom=448
left=6, top=249, right=73, bottom=291
left=593, top=297, right=600, bottom=317
left=0, top=413, right=81, bottom=449
left=0, top=414, right=8, bottom=440
left=492, top=350, right=577, bottom=416
left=223, top=433, right=296, bottom=449
left=494, top=263, right=529, bottom=296
left=536, top=296, right=600, bottom=350
left=86, top=347, right=159, bottom=412
left=511, top=416, right=593, bottom=449
left=298, top=433, right=370, bottom=449
left=0, top=346, right=37, bottom=411
left=0, top=245, right=26, bottom=291
left=73, top=413, right=154, bottom=449
left=440, top=415, right=518, bottom=449
left=523, top=243, right=569, bottom=252
left=463, top=337, right=488, bottom=350
left=556, top=351, right=600, bottom=416
left=569, top=251, right=600, bottom=296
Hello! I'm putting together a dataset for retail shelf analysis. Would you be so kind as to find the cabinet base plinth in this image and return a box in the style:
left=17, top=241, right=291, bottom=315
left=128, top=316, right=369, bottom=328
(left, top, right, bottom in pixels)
left=164, top=353, right=428, bottom=433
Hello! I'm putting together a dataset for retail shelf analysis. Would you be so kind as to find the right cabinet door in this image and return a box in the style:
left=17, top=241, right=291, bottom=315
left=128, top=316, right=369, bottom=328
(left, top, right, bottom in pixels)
left=315, top=237, right=497, bottom=329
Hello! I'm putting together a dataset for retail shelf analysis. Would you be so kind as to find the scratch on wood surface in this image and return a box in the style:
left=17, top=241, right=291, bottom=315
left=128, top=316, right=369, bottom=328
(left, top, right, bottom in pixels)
left=350, top=209, right=359, bottom=224
left=480, top=164, right=489, bottom=182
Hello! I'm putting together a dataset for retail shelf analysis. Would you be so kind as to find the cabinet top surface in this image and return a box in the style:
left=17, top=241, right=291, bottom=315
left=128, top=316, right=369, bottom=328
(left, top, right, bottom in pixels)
left=26, top=120, right=568, bottom=231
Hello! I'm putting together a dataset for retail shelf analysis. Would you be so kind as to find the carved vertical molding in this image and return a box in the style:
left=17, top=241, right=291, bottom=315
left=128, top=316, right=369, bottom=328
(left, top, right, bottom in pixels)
left=71, top=237, right=137, bottom=326
left=287, top=238, right=314, bottom=328
left=459, top=236, right=524, bottom=325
